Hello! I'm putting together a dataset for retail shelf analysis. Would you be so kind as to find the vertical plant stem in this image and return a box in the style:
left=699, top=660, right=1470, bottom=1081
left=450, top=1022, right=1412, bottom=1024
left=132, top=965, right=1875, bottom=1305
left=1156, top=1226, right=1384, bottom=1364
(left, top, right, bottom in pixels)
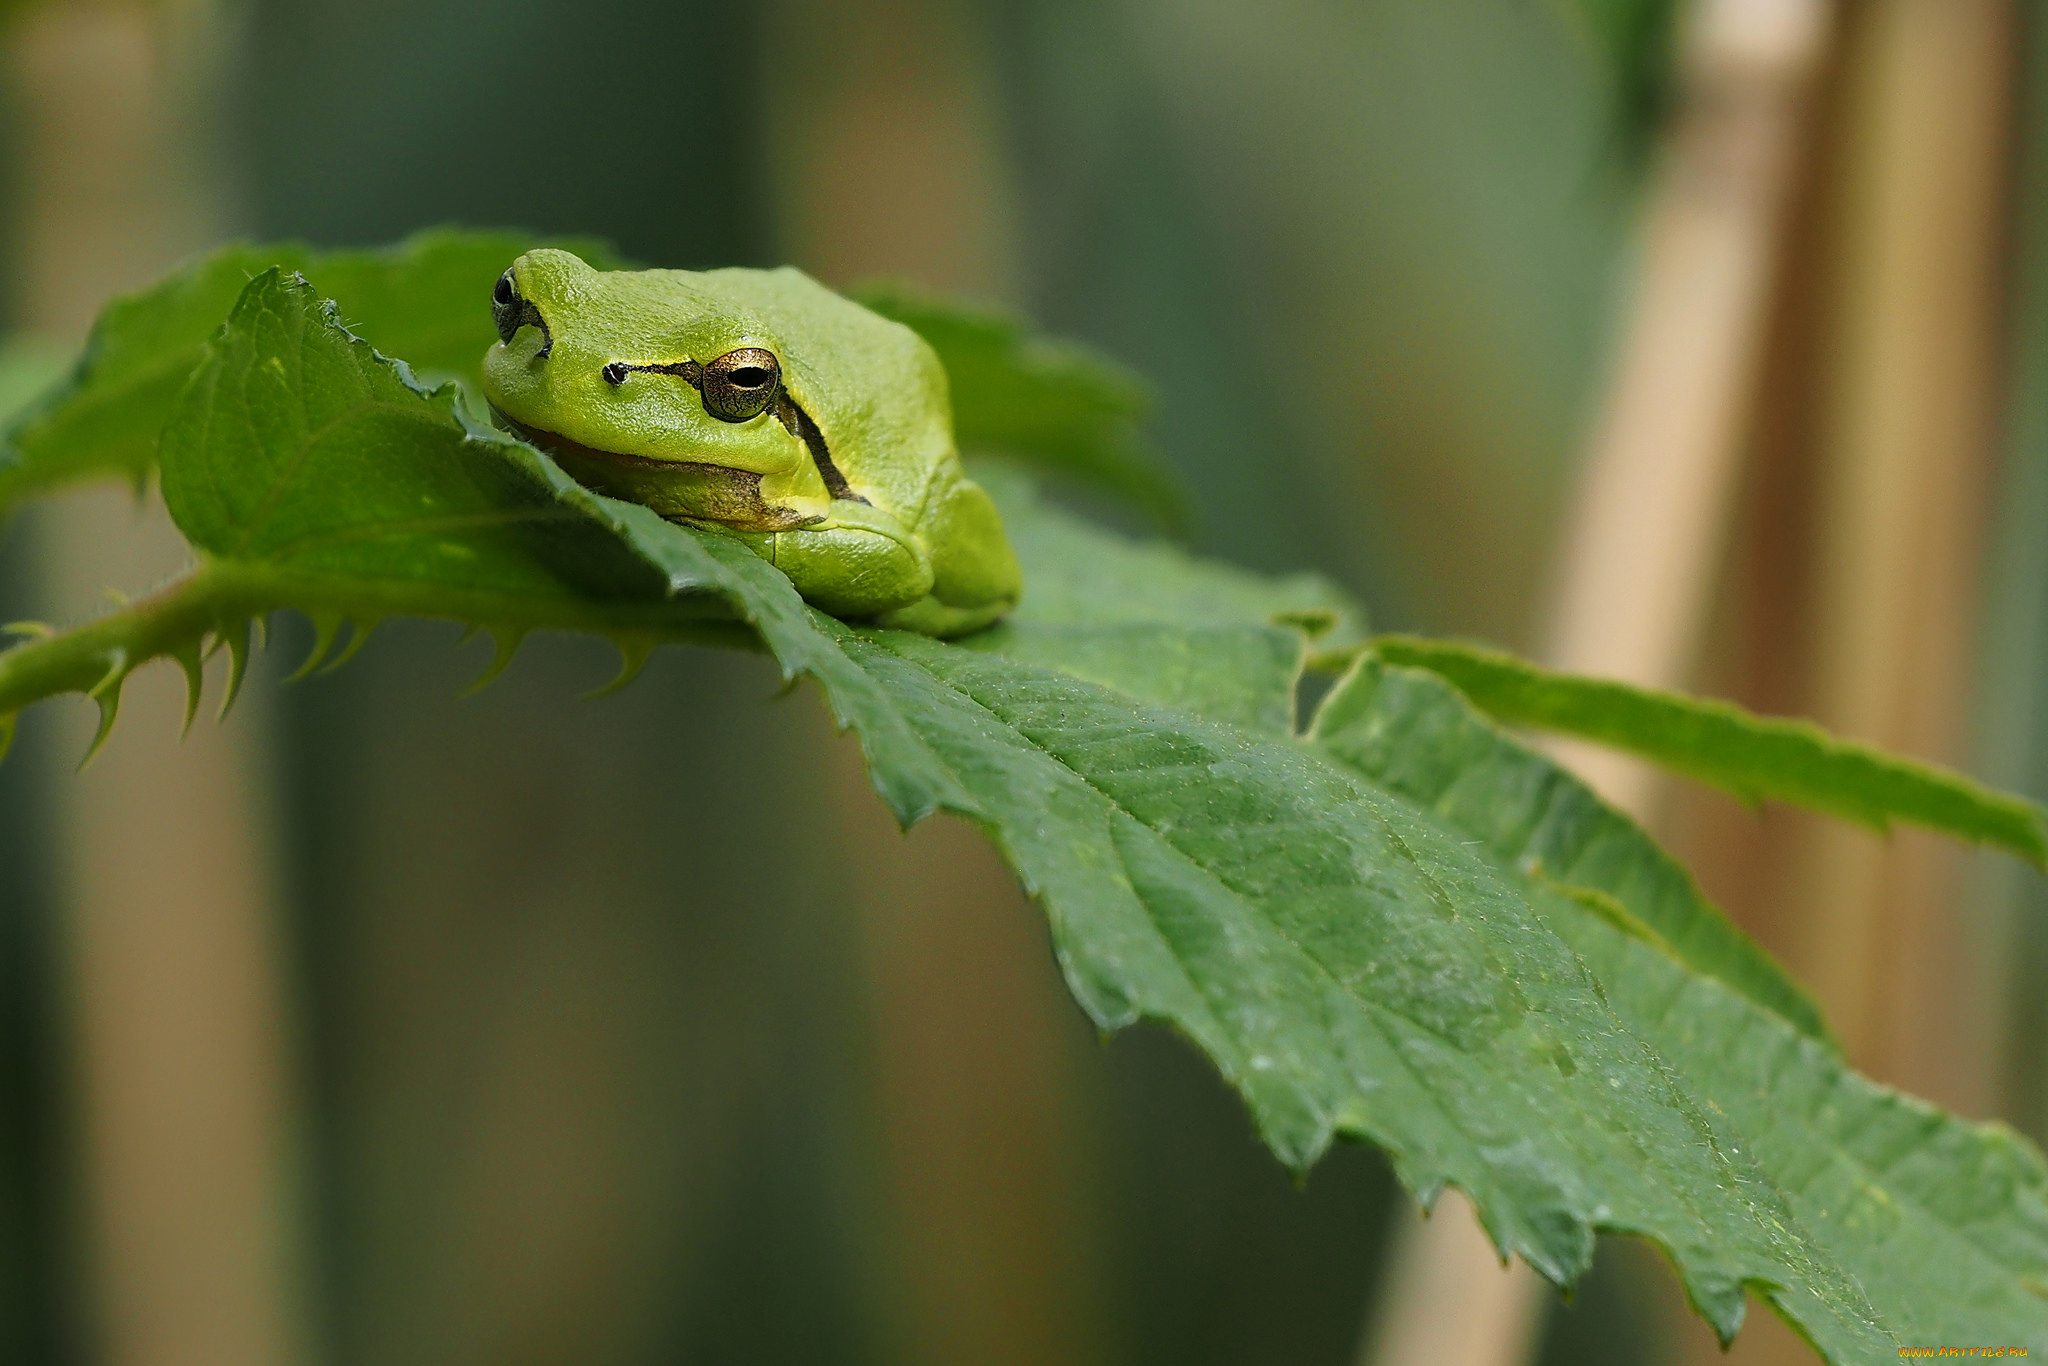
left=1359, top=3, right=1833, bottom=1364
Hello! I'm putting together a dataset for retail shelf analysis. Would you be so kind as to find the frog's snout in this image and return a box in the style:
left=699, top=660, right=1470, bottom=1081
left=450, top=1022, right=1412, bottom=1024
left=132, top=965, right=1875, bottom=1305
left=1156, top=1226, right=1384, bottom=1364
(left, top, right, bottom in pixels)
left=491, top=267, right=554, bottom=358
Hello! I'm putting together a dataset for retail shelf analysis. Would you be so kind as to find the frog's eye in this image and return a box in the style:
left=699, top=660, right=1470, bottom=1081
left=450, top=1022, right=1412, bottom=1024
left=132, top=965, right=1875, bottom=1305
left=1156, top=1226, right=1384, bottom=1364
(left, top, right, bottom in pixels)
left=699, top=347, right=781, bottom=422
left=491, top=268, right=552, bottom=357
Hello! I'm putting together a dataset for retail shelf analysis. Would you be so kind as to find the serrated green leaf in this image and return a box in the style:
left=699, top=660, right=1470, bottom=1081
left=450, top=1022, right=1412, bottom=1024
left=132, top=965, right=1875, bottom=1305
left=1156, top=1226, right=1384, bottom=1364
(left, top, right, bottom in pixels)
left=1313, top=657, right=2048, bottom=1352
left=1, top=243, right=316, bottom=507
left=855, top=281, right=1191, bottom=532
left=1311, top=657, right=1833, bottom=1045
left=959, top=465, right=1361, bottom=737
left=979, top=462, right=1359, bottom=643
left=969, top=620, right=1304, bottom=737
left=844, top=627, right=1899, bottom=1358
left=1375, top=633, right=2048, bottom=868
left=0, top=228, right=616, bottom=517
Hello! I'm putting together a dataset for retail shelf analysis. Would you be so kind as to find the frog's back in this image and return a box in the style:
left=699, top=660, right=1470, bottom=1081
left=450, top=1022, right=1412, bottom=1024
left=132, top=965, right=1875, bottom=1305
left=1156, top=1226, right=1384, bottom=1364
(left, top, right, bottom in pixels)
left=686, top=266, right=956, bottom=524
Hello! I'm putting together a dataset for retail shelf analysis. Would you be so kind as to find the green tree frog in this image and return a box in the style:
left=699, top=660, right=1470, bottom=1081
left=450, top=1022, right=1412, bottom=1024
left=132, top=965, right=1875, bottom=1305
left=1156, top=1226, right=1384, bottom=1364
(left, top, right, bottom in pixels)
left=481, top=248, right=1021, bottom=637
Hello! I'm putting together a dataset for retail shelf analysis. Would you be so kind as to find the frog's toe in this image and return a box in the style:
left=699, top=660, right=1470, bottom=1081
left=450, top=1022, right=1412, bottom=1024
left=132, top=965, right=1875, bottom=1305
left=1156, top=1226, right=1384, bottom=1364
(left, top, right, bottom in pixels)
left=875, top=594, right=1015, bottom=639
left=769, top=509, right=934, bottom=619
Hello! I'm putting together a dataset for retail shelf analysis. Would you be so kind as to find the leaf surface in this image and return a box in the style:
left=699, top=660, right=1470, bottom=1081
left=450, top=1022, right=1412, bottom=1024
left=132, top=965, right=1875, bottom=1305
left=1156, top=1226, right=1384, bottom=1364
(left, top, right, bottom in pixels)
left=850, top=628, right=1897, bottom=1360
left=1314, top=658, right=2048, bottom=1351
left=1376, top=633, right=2048, bottom=867
left=1313, top=657, right=1832, bottom=1044
left=0, top=229, right=613, bottom=515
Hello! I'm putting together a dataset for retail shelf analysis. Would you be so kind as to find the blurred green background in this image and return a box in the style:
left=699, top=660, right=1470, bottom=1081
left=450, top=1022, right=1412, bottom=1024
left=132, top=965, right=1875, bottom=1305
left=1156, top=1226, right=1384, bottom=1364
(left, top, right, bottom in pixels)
left=4, top=1, right=2038, bottom=1364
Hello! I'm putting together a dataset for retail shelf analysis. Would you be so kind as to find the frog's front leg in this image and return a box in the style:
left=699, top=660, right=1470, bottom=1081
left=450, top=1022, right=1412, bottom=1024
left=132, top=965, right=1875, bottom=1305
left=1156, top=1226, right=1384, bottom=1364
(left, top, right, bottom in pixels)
left=738, top=480, right=1018, bottom=637
left=870, top=473, right=1020, bottom=637
left=764, top=500, right=936, bottom=621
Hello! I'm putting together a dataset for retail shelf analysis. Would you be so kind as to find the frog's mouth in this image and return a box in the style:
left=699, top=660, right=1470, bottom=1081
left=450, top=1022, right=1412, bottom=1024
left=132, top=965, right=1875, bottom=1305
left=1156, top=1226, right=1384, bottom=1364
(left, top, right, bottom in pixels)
left=493, top=408, right=825, bottom=533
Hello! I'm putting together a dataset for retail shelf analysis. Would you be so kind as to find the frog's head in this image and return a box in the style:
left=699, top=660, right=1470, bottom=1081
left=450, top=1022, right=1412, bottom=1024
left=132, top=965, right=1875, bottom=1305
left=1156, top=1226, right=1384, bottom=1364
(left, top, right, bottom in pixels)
left=482, top=248, right=832, bottom=530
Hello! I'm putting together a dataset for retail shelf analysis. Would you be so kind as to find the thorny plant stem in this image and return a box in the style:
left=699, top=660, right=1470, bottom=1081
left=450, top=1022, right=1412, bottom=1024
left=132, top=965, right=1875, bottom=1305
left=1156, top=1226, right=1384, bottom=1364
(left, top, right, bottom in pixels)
left=0, top=556, right=765, bottom=764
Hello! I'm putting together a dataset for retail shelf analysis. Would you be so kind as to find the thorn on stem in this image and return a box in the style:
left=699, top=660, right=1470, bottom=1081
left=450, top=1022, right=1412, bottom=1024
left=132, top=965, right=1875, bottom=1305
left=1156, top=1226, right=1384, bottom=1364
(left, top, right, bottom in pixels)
left=462, top=628, right=526, bottom=696
left=219, top=620, right=252, bottom=721
left=586, top=635, right=656, bottom=698
left=318, top=618, right=378, bottom=675
left=172, top=642, right=206, bottom=738
left=2, top=621, right=54, bottom=641
left=88, top=651, right=129, bottom=701
left=286, top=611, right=343, bottom=682
left=79, top=655, right=129, bottom=770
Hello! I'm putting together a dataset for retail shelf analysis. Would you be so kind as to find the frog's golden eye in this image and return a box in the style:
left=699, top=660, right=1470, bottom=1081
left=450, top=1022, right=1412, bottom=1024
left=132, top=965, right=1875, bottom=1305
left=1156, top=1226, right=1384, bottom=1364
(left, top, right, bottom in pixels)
left=700, top=347, right=781, bottom=422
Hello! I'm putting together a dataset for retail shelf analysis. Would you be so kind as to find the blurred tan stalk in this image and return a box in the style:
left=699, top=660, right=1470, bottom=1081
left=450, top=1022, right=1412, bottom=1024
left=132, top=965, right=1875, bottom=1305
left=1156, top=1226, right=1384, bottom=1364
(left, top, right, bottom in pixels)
left=1358, top=2, right=1834, bottom=1364
left=1787, top=0, right=2015, bottom=1107
left=6, top=4, right=306, bottom=1366
left=762, top=3, right=1111, bottom=1364
left=1662, top=4, right=2018, bottom=1362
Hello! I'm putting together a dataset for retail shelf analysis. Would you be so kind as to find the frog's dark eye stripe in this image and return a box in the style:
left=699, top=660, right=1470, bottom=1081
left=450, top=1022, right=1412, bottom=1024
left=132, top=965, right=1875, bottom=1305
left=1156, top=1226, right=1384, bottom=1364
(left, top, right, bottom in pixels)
left=490, top=269, right=554, bottom=358
left=599, top=348, right=868, bottom=506
left=601, top=359, right=703, bottom=386
left=774, top=391, right=865, bottom=504
left=601, top=348, right=783, bottom=425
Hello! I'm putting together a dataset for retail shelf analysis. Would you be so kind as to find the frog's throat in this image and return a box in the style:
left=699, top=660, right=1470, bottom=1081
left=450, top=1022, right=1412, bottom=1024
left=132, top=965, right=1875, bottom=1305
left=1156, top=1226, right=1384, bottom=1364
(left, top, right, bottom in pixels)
left=492, top=409, right=826, bottom=533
